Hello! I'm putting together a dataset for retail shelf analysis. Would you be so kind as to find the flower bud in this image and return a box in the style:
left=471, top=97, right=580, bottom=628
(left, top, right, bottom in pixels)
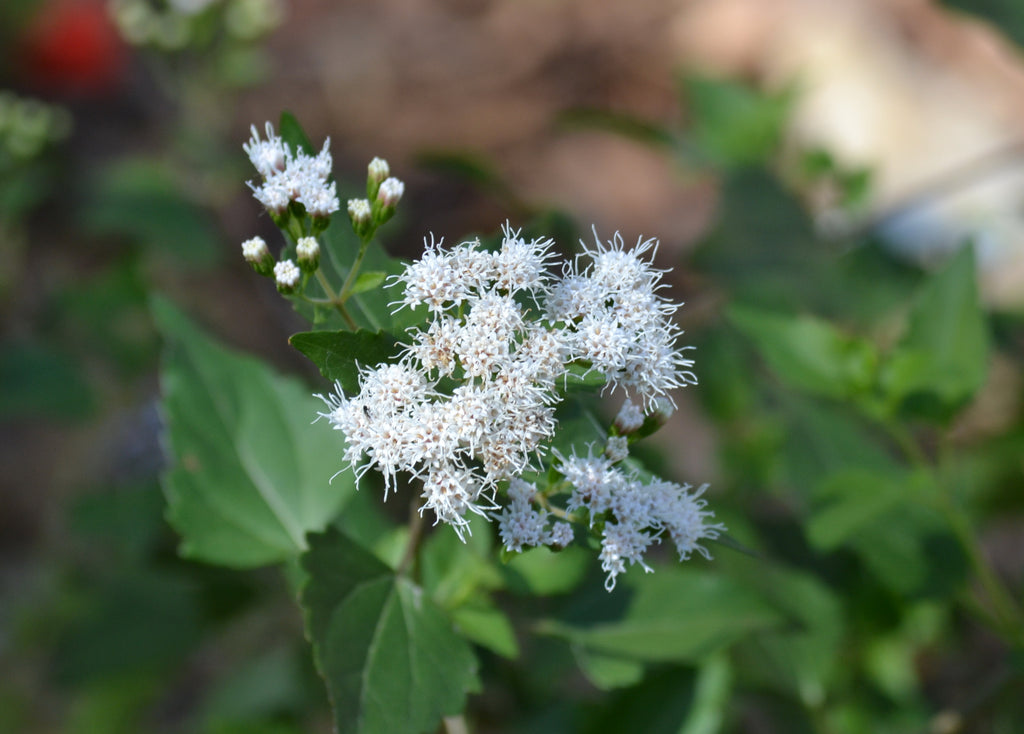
left=604, top=435, right=629, bottom=463
left=296, top=236, right=320, bottom=272
left=377, top=177, right=404, bottom=207
left=373, top=177, right=404, bottom=225
left=241, top=236, right=274, bottom=276
left=274, top=259, right=301, bottom=294
left=613, top=398, right=644, bottom=435
left=366, top=157, right=390, bottom=200
left=348, top=198, right=373, bottom=238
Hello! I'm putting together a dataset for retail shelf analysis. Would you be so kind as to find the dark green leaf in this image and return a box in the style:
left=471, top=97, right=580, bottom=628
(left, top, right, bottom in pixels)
left=0, top=339, right=94, bottom=420
left=301, top=529, right=480, bottom=734
left=155, top=297, right=353, bottom=567
left=278, top=111, right=316, bottom=157
left=807, top=468, right=927, bottom=551
left=538, top=567, right=785, bottom=662
left=81, top=158, right=221, bottom=265
left=289, top=329, right=405, bottom=394
left=881, top=246, right=989, bottom=421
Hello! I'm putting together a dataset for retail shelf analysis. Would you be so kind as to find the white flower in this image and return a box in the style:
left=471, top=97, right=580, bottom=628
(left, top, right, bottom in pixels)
left=241, top=236, right=269, bottom=262
left=273, top=259, right=300, bottom=289
left=245, top=122, right=338, bottom=217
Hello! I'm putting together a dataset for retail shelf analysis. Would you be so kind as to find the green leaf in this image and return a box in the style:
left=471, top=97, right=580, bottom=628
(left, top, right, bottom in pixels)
left=301, top=528, right=480, bottom=734
left=450, top=598, right=519, bottom=659
left=881, top=246, right=989, bottom=421
left=806, top=468, right=927, bottom=551
left=572, top=647, right=646, bottom=690
left=729, top=304, right=877, bottom=400
left=501, top=545, right=591, bottom=596
left=351, top=271, right=388, bottom=295
left=81, top=158, right=221, bottom=265
left=289, top=329, right=405, bottom=394
left=155, top=297, right=353, bottom=567
left=0, top=338, right=94, bottom=420
left=684, top=76, right=792, bottom=168
left=278, top=111, right=316, bottom=156
left=538, top=567, right=785, bottom=662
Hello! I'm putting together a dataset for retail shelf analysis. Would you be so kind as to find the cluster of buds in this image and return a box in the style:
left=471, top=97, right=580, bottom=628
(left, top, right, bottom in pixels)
left=346, top=156, right=405, bottom=239
left=240, top=127, right=403, bottom=296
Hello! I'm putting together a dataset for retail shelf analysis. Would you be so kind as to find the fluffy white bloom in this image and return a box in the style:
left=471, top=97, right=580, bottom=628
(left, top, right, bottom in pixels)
left=245, top=122, right=339, bottom=218
left=318, top=222, right=720, bottom=586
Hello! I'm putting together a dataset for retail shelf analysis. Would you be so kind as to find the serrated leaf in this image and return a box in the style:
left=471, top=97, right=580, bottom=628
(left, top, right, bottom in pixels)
left=301, top=529, right=480, bottom=734
left=881, top=246, right=989, bottom=421
left=289, top=329, right=405, bottom=394
left=538, top=567, right=785, bottom=662
left=350, top=271, right=388, bottom=295
left=155, top=297, right=353, bottom=567
left=729, top=305, right=877, bottom=400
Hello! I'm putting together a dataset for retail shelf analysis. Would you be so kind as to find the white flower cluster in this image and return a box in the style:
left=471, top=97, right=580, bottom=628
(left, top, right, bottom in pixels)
left=318, top=224, right=722, bottom=586
left=548, top=449, right=724, bottom=590
left=244, top=122, right=339, bottom=218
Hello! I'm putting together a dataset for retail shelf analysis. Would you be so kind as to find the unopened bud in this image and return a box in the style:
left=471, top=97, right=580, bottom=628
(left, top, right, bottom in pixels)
left=613, top=399, right=644, bottom=435
left=242, top=236, right=274, bottom=276
left=376, top=177, right=404, bottom=207
left=368, top=157, right=389, bottom=184
left=604, top=435, right=629, bottom=463
left=296, top=236, right=320, bottom=272
left=274, top=259, right=301, bottom=294
left=373, top=177, right=404, bottom=225
left=348, top=198, right=373, bottom=238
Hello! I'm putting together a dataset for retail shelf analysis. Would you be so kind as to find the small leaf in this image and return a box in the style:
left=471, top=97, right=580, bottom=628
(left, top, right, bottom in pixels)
left=301, top=529, right=480, bottom=734
left=806, top=469, right=925, bottom=551
left=278, top=111, right=316, bottom=156
left=881, top=246, right=989, bottom=421
left=450, top=599, right=519, bottom=659
left=350, top=271, right=388, bottom=295
left=538, top=567, right=785, bottom=662
left=155, top=297, right=353, bottom=567
left=729, top=305, right=877, bottom=400
left=289, top=329, right=405, bottom=395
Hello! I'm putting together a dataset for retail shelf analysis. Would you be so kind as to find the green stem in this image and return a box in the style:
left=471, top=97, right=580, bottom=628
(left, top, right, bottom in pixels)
left=314, top=269, right=356, bottom=329
left=337, top=235, right=373, bottom=304
left=397, top=497, right=426, bottom=578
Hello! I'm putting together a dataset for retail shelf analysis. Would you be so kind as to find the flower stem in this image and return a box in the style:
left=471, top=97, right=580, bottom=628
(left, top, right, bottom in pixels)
left=397, top=497, right=426, bottom=578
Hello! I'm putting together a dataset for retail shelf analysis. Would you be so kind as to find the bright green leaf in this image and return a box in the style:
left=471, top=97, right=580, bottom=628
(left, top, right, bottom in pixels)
left=450, top=598, right=519, bottom=659
left=289, top=329, right=405, bottom=394
left=729, top=304, right=877, bottom=400
left=301, top=529, right=480, bottom=734
left=351, top=271, right=388, bottom=295
left=155, top=297, right=353, bottom=567
left=806, top=468, right=927, bottom=551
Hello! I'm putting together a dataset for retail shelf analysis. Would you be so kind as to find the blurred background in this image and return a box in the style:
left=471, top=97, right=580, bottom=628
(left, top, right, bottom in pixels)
left=3, top=0, right=1024, bottom=732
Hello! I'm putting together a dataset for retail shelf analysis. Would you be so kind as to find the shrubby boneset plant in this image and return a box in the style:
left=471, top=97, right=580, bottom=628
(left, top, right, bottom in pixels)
left=239, top=118, right=724, bottom=591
